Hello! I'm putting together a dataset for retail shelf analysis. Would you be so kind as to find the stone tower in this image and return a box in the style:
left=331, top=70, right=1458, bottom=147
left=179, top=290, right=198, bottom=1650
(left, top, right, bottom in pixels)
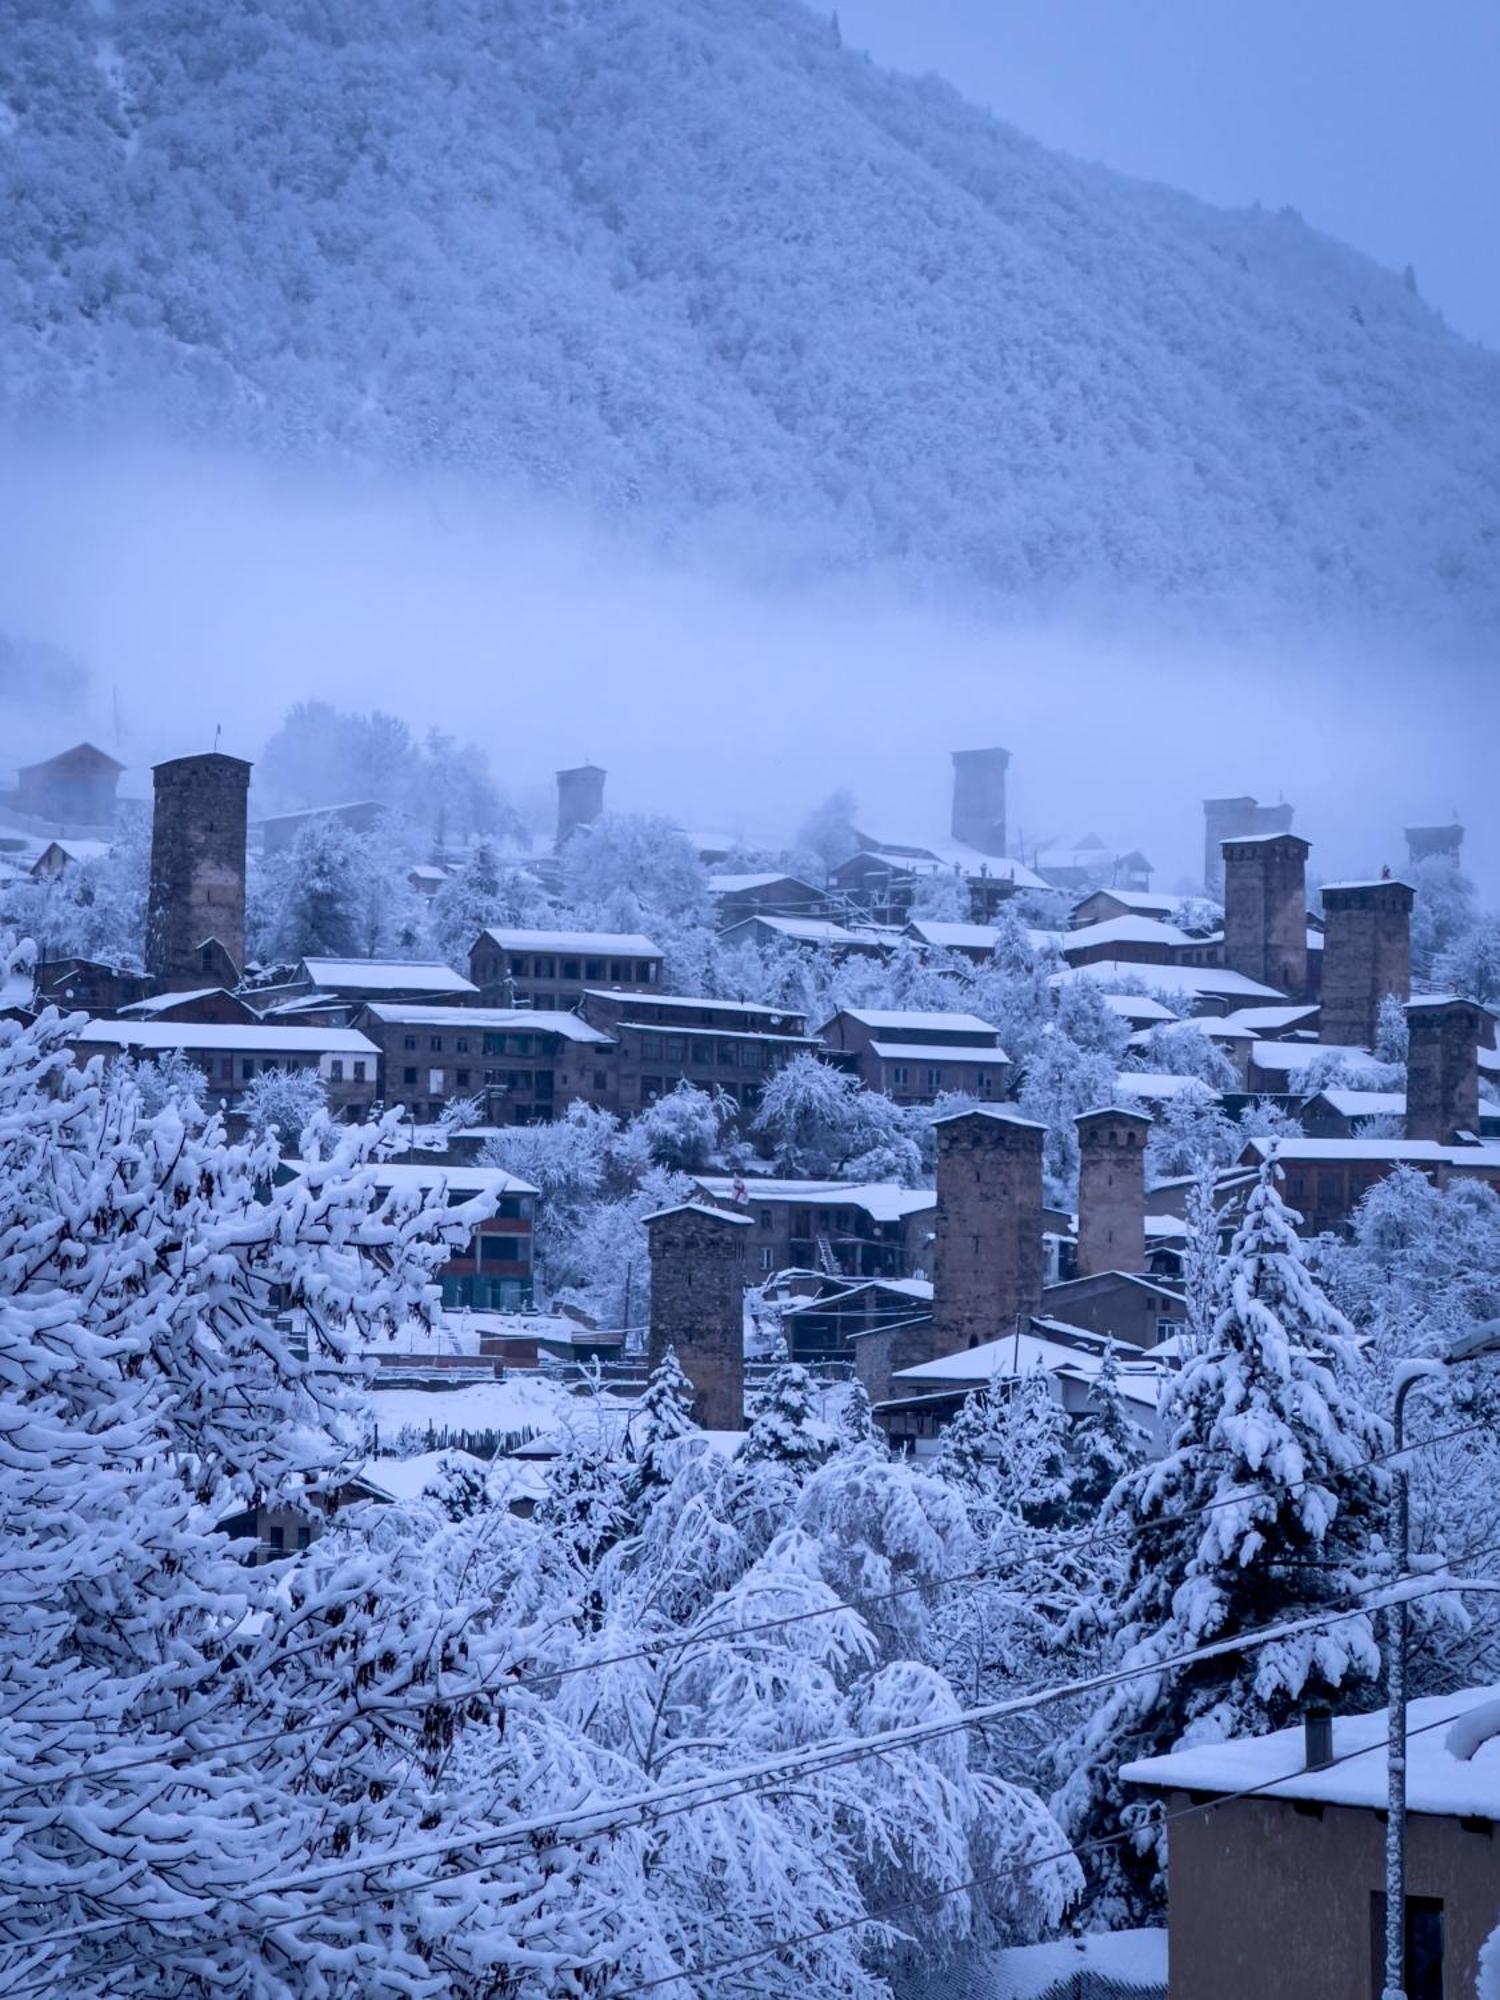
left=1075, top=1106, right=1152, bottom=1278
left=1405, top=822, right=1463, bottom=868
left=145, top=751, right=250, bottom=993
left=950, top=747, right=1010, bottom=857
left=1405, top=997, right=1487, bottom=1145
left=1318, top=880, right=1413, bottom=1049
left=930, top=1106, right=1044, bottom=1357
left=645, top=1202, right=751, bottom=1430
left=1222, top=832, right=1309, bottom=999
left=1203, top=795, right=1295, bottom=898
left=556, top=763, right=606, bottom=850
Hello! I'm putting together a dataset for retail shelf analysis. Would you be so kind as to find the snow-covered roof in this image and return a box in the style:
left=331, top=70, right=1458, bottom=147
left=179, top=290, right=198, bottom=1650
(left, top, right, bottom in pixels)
left=782, top=1275, right=936, bottom=1310
left=890, top=1323, right=1167, bottom=1406
left=1306, top=1089, right=1407, bottom=1118
left=1060, top=916, right=1190, bottom=954
left=1248, top=1040, right=1373, bottom=1072
left=116, top=987, right=229, bottom=1017
left=35, top=837, right=110, bottom=866
left=299, top=957, right=478, bottom=995
left=1112, top=1071, right=1218, bottom=1101
left=1244, top=1135, right=1500, bottom=1166
left=835, top=1006, right=1000, bottom=1034
left=705, top=872, right=814, bottom=894
left=929, top=1104, right=1047, bottom=1132
left=615, top=1021, right=816, bottom=1045
left=1218, top=1003, right=1321, bottom=1035
left=1097, top=992, right=1178, bottom=1025
left=76, top=1021, right=377, bottom=1055
left=722, top=916, right=868, bottom=946
left=584, top=989, right=802, bottom=1021
left=868, top=1042, right=1012, bottom=1064
left=1322, top=877, right=1415, bottom=893
left=362, top=1004, right=614, bottom=1044
left=1055, top=962, right=1286, bottom=1002
left=1121, top=1685, right=1500, bottom=1817
left=906, top=919, right=1062, bottom=955
left=1073, top=890, right=1185, bottom=917
left=643, top=1201, right=755, bottom=1227
left=694, top=1176, right=936, bottom=1222
left=867, top=841, right=1048, bottom=890
left=1218, top=829, right=1308, bottom=848
left=479, top=927, right=662, bottom=956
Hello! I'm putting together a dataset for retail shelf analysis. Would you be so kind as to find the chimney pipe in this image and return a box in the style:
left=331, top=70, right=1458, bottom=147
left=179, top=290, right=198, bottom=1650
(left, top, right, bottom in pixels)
left=1304, top=1707, right=1334, bottom=1771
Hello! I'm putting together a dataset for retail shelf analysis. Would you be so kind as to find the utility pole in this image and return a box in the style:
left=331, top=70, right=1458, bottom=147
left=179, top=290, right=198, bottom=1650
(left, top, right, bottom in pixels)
left=1384, top=1320, right=1500, bottom=1999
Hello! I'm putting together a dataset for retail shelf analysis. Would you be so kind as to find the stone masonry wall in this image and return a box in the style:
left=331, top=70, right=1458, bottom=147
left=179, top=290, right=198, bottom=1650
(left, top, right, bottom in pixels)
left=145, top=752, right=250, bottom=992
left=646, top=1204, right=749, bottom=1429
left=931, top=1108, right=1044, bottom=1357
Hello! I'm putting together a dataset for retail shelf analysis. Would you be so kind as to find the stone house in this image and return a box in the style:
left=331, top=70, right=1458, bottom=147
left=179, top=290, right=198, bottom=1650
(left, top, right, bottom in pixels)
left=33, top=956, right=149, bottom=1014
left=693, top=1175, right=936, bottom=1282
left=1122, top=1686, right=1500, bottom=1999
left=1059, top=915, right=1192, bottom=969
left=1239, top=1134, right=1500, bottom=1236
left=469, top=927, right=664, bottom=1009
left=352, top=1160, right=537, bottom=1312
left=819, top=1006, right=1012, bottom=1103
left=1072, top=888, right=1196, bottom=930
left=705, top=873, right=828, bottom=925
left=1037, top=1271, right=1187, bottom=1350
left=72, top=1019, right=380, bottom=1116
left=116, top=986, right=262, bottom=1027
left=578, top=988, right=817, bottom=1113
left=357, top=1002, right=614, bottom=1125
left=778, top=1276, right=934, bottom=1367
left=715, top=913, right=892, bottom=957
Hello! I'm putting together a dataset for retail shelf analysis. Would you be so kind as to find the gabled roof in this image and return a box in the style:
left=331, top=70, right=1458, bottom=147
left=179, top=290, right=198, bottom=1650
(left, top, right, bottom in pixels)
left=479, top=927, right=661, bottom=956
left=832, top=1006, right=1000, bottom=1034
left=300, top=957, right=478, bottom=996
left=18, top=741, right=125, bottom=776
left=76, top=1020, right=377, bottom=1055
left=363, top=1003, right=613, bottom=1044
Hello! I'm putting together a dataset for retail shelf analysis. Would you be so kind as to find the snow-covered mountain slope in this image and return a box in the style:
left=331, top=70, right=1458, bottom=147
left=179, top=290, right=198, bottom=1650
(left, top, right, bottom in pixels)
left=3, top=0, right=1497, bottom=640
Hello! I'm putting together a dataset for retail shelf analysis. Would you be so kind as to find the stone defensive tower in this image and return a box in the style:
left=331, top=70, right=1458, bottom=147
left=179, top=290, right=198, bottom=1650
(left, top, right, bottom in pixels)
left=555, top=762, right=606, bottom=850
left=145, top=751, right=250, bottom=993
left=930, top=1107, right=1044, bottom=1357
left=1221, top=831, right=1309, bottom=999
left=950, top=747, right=1010, bottom=858
left=1318, top=879, right=1413, bottom=1049
left=1405, top=997, right=1487, bottom=1145
left=1203, top=795, right=1295, bottom=898
left=645, top=1202, right=751, bottom=1430
left=1405, top=822, right=1463, bottom=868
left=1075, top=1107, right=1152, bottom=1278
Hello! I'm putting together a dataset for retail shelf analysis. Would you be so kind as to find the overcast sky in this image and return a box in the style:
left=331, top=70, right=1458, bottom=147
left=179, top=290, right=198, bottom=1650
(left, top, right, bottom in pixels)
left=836, top=0, right=1500, bottom=349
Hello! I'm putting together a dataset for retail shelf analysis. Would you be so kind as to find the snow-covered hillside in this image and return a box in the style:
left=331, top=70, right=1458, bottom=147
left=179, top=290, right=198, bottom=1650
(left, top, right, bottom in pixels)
left=3, top=0, right=1498, bottom=639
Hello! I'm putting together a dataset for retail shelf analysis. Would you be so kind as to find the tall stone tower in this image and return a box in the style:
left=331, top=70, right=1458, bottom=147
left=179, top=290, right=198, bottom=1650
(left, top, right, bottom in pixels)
left=930, top=1107, right=1044, bottom=1357
left=1405, top=822, right=1463, bottom=868
left=555, top=763, right=606, bottom=850
left=950, top=747, right=1010, bottom=857
left=1075, top=1107, right=1152, bottom=1278
left=1203, top=795, right=1295, bottom=898
left=1318, top=880, right=1413, bottom=1049
left=1222, top=832, right=1309, bottom=999
left=145, top=752, right=250, bottom=993
left=1405, top=997, right=1487, bottom=1145
left=645, top=1202, right=751, bottom=1430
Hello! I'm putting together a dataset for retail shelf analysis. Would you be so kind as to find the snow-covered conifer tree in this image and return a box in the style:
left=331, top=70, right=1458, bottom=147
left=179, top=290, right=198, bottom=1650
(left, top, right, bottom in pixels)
left=1056, top=1154, right=1390, bottom=1918
left=631, top=1344, right=698, bottom=1497
left=740, top=1362, right=827, bottom=1476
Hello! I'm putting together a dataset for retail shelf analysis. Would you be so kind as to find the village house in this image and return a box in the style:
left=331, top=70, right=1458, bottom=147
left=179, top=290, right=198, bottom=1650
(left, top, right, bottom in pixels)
left=72, top=1019, right=380, bottom=1116
left=469, top=927, right=664, bottom=1008
left=1053, top=960, right=1289, bottom=1016
left=705, top=872, right=828, bottom=924
left=1238, top=1134, right=1500, bottom=1237
left=251, top=800, right=386, bottom=854
left=715, top=912, right=894, bottom=957
left=33, top=955, right=149, bottom=1015
left=356, top=1001, right=614, bottom=1125
left=1034, top=834, right=1154, bottom=893
left=334, top=1159, right=538, bottom=1313
left=578, top=988, right=817, bottom=1112
left=246, top=956, right=482, bottom=1022
left=777, top=1276, right=935, bottom=1366
left=1059, top=914, right=1195, bottom=969
left=28, top=837, right=111, bottom=881
left=116, top=986, right=262, bottom=1027
left=819, top=1005, right=1012, bottom=1103
left=693, top=1174, right=937, bottom=1281
left=7, top=742, right=125, bottom=828
left=1071, top=887, right=1203, bottom=930
left=1121, top=1687, right=1500, bottom=2000
left=902, top=917, right=1067, bottom=963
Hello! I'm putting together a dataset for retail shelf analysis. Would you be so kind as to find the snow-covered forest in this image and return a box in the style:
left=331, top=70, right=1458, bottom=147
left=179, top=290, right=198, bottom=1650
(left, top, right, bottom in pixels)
left=3, top=0, right=1499, bottom=638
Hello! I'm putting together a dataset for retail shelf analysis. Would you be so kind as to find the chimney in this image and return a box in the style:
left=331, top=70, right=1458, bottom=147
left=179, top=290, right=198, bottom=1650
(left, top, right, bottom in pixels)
left=145, top=751, right=250, bottom=993
left=1203, top=795, right=1295, bottom=897
left=1318, top=880, right=1413, bottom=1048
left=1405, top=997, right=1487, bottom=1145
left=951, top=747, right=1010, bottom=857
left=1075, top=1107, right=1152, bottom=1277
left=1221, top=832, right=1309, bottom=999
left=1304, top=1708, right=1334, bottom=1771
left=931, top=1107, right=1044, bottom=1357
left=644, top=1202, right=750, bottom=1429
left=555, top=762, right=606, bottom=851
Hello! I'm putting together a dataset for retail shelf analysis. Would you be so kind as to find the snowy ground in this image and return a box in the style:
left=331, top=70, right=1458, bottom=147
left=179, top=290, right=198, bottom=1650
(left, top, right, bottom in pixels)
left=893, top=1927, right=1166, bottom=1999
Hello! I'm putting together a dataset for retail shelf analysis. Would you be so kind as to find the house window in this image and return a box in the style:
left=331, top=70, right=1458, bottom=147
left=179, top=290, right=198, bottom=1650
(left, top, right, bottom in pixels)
left=403, top=1067, right=417, bottom=1086
left=296, top=1525, right=312, bottom=1550
left=456, top=1069, right=470, bottom=1087
left=330, top=1059, right=344, bottom=1082
left=428, top=1069, right=444, bottom=1094
left=593, top=1070, right=607, bottom=1091
left=1370, top=1895, right=1442, bottom=2000
left=1156, top=1318, right=1182, bottom=1344
left=585, top=959, right=604, bottom=979
left=759, top=1210, right=772, bottom=1230
left=267, top=1525, right=285, bottom=1553
left=403, top=1035, right=417, bottom=1051
left=926, top=1068, right=942, bottom=1093
left=456, top=1037, right=469, bottom=1053
left=561, top=959, right=580, bottom=980
left=641, top=1035, right=662, bottom=1059
left=241, top=1058, right=256, bottom=1080
left=429, top=1036, right=442, bottom=1052
left=642, top=1076, right=663, bottom=1099
left=760, top=1247, right=774, bottom=1271
left=892, top=1066, right=910, bottom=1088
left=352, top=1061, right=365, bottom=1081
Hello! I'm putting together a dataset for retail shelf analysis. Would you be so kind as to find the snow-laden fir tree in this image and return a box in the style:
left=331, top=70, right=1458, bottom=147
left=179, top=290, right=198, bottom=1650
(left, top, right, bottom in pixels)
left=740, top=1361, right=827, bottom=1476
left=1181, top=1162, right=1224, bottom=1353
left=1065, top=1340, right=1148, bottom=1522
left=1056, top=1153, right=1390, bottom=1919
left=837, top=1375, right=884, bottom=1452
left=630, top=1343, right=698, bottom=1499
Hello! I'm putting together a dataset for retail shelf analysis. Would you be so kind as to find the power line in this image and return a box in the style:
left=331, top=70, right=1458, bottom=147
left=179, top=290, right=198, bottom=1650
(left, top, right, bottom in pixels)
left=610, top=1684, right=1496, bottom=1997
left=0, top=1410, right=1488, bottom=1818
left=4, top=1562, right=1460, bottom=1978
